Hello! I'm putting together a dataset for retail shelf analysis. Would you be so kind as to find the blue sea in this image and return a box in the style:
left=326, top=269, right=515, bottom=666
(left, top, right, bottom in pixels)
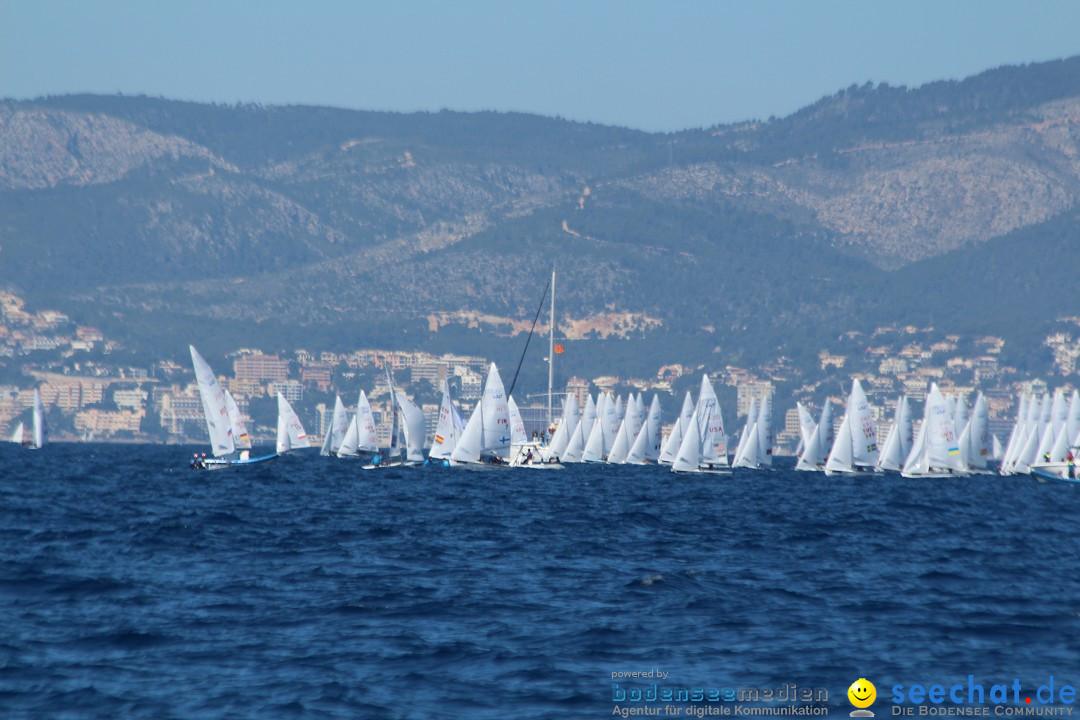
left=2, top=444, right=1080, bottom=719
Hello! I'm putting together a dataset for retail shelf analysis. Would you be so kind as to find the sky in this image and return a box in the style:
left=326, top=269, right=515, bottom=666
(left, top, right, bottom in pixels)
left=2, top=0, right=1079, bottom=133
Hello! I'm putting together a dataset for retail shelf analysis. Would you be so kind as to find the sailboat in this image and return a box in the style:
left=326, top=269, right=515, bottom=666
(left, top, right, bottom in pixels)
left=607, top=393, right=644, bottom=464
left=395, top=390, right=426, bottom=465
left=561, top=394, right=596, bottom=463
left=336, top=390, right=381, bottom=462
left=223, top=390, right=251, bottom=453
left=319, top=395, right=350, bottom=457
left=428, top=380, right=467, bottom=465
left=659, top=391, right=694, bottom=465
left=29, top=389, right=45, bottom=449
left=582, top=392, right=618, bottom=462
left=9, top=421, right=26, bottom=446
left=824, top=379, right=879, bottom=476
left=958, top=393, right=991, bottom=473
left=876, top=396, right=912, bottom=473
left=545, top=393, right=580, bottom=461
left=733, top=390, right=772, bottom=469
left=450, top=362, right=512, bottom=467
left=189, top=345, right=276, bottom=469
left=624, top=395, right=663, bottom=465
left=999, top=394, right=1030, bottom=476
left=672, top=375, right=729, bottom=474
left=795, top=400, right=833, bottom=472
left=275, top=393, right=310, bottom=454
left=901, top=383, right=968, bottom=478
left=354, top=369, right=412, bottom=469
left=508, top=395, right=563, bottom=468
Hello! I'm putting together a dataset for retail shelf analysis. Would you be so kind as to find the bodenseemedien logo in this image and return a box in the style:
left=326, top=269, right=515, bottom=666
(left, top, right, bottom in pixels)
left=849, top=678, right=876, bottom=717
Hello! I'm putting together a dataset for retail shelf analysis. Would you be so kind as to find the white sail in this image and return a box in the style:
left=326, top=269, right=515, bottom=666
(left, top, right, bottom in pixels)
left=733, top=398, right=757, bottom=467
left=430, top=381, right=465, bottom=460
left=1013, top=422, right=1041, bottom=474
left=507, top=396, right=529, bottom=447
left=547, top=393, right=579, bottom=458
left=480, top=363, right=510, bottom=459
left=355, top=391, right=380, bottom=452
left=797, top=403, right=817, bottom=450
left=1000, top=394, right=1029, bottom=475
left=320, top=395, right=348, bottom=456
left=337, top=416, right=361, bottom=456
left=396, top=391, right=426, bottom=463
left=825, top=413, right=854, bottom=474
left=32, top=387, right=45, bottom=449
left=320, top=421, right=336, bottom=456
left=1038, top=392, right=1054, bottom=441
left=849, top=380, right=879, bottom=468
left=563, top=394, right=595, bottom=463
left=877, top=418, right=901, bottom=472
left=734, top=419, right=761, bottom=469
left=276, top=392, right=308, bottom=454
left=903, top=383, right=965, bottom=476
left=697, top=375, right=728, bottom=467
left=754, top=392, right=772, bottom=466
left=450, top=401, right=484, bottom=463
left=384, top=369, right=402, bottom=461
left=189, top=345, right=235, bottom=457
left=644, top=394, right=663, bottom=461
left=10, top=421, right=24, bottom=445
left=607, top=418, right=632, bottom=463
left=607, top=394, right=642, bottom=464
left=795, top=403, right=821, bottom=472
left=659, top=391, right=694, bottom=465
left=962, top=393, right=990, bottom=470
left=797, top=401, right=833, bottom=471
left=902, top=415, right=928, bottom=475
left=223, top=390, right=251, bottom=451
left=625, top=422, right=650, bottom=465
left=953, top=396, right=969, bottom=441
left=927, top=384, right=965, bottom=471
left=877, top=396, right=911, bottom=472
left=582, top=393, right=613, bottom=462
left=992, top=434, right=1004, bottom=461
left=671, top=411, right=702, bottom=473
left=1035, top=391, right=1065, bottom=463
left=819, top=400, right=836, bottom=455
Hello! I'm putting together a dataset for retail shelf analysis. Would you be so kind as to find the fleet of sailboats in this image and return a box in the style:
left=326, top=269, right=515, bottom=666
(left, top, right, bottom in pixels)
left=6, top=276, right=1065, bottom=482
left=9, top=346, right=1067, bottom=482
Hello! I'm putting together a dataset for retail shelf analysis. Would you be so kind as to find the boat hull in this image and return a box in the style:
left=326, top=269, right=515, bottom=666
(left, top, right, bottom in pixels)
left=190, top=452, right=278, bottom=470
left=1032, top=467, right=1080, bottom=482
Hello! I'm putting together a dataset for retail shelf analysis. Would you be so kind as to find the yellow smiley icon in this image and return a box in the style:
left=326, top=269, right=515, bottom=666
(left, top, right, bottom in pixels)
left=848, top=678, right=876, bottom=709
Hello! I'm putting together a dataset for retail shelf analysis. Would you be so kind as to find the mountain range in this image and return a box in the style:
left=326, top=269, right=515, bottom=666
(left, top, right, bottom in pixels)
left=2, top=57, right=1080, bottom=382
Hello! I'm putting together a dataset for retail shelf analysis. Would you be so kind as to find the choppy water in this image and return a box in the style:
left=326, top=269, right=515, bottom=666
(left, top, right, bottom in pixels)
left=2, top=444, right=1079, bottom=719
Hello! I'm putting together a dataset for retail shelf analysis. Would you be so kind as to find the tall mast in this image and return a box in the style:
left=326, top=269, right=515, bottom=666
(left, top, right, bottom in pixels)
left=548, top=267, right=555, bottom=427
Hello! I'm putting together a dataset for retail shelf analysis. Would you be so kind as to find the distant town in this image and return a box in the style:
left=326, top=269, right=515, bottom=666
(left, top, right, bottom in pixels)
left=2, top=289, right=1077, bottom=452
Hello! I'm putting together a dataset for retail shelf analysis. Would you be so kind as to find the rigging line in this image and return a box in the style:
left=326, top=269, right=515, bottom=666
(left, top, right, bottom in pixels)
left=507, top=276, right=551, bottom=400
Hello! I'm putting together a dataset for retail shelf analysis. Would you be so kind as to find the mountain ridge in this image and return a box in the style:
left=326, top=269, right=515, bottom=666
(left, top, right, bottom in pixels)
left=2, top=56, right=1080, bottom=377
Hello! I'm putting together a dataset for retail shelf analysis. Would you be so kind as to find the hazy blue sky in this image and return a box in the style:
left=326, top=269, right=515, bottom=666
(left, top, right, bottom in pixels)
left=2, top=0, right=1078, bottom=132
